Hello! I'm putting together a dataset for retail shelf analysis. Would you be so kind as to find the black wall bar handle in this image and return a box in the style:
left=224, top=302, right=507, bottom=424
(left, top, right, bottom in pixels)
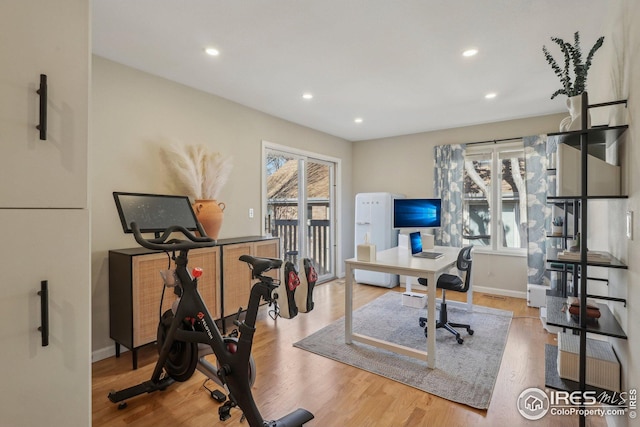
left=38, top=280, right=49, bottom=347
left=36, top=74, right=47, bottom=141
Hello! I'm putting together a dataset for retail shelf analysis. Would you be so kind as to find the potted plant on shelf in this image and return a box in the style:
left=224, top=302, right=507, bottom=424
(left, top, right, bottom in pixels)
left=542, top=31, right=604, bottom=132
left=160, top=142, right=233, bottom=239
left=551, top=216, right=564, bottom=236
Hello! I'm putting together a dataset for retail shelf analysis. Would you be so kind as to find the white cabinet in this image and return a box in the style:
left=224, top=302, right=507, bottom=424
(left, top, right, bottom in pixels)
left=354, top=192, right=402, bottom=287
left=0, top=0, right=89, bottom=208
left=0, top=209, right=90, bottom=426
left=0, top=1, right=90, bottom=426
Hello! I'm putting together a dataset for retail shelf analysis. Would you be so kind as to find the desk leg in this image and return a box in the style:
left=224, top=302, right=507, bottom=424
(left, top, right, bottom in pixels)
left=345, top=263, right=353, bottom=344
left=426, top=272, right=436, bottom=368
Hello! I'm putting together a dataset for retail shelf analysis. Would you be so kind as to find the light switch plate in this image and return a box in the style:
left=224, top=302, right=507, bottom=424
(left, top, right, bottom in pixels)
left=626, top=211, right=633, bottom=240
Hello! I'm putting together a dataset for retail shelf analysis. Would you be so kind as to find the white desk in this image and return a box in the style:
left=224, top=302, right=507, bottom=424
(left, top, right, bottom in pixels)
left=344, top=245, right=463, bottom=368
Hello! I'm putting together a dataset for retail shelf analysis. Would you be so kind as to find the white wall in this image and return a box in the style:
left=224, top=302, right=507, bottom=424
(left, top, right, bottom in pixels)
left=91, top=56, right=352, bottom=354
left=352, top=114, right=566, bottom=295
left=588, top=1, right=639, bottom=424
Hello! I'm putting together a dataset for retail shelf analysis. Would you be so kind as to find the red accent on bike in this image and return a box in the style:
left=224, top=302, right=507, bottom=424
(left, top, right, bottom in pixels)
left=226, top=341, right=238, bottom=353
left=307, top=265, right=318, bottom=283
left=287, top=271, right=300, bottom=291
left=197, top=312, right=205, bottom=320
left=192, top=267, right=203, bottom=278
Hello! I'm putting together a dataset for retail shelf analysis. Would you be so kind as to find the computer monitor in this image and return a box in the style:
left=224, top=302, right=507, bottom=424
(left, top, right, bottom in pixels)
left=113, top=192, right=199, bottom=234
left=393, top=198, right=442, bottom=229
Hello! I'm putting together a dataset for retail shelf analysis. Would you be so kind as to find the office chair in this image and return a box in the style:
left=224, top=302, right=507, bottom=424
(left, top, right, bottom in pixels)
left=418, top=246, right=474, bottom=344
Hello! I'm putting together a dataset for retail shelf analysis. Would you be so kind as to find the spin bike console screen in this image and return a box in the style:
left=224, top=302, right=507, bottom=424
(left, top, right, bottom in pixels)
left=113, top=192, right=199, bottom=234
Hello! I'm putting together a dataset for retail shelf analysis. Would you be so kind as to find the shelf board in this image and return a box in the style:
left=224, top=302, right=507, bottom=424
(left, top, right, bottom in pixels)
left=548, top=125, right=628, bottom=147
left=544, top=344, right=622, bottom=395
left=547, top=248, right=628, bottom=269
left=547, top=265, right=575, bottom=273
left=545, top=288, right=564, bottom=298
left=547, top=234, right=571, bottom=239
left=545, top=295, right=627, bottom=339
left=547, top=195, right=628, bottom=201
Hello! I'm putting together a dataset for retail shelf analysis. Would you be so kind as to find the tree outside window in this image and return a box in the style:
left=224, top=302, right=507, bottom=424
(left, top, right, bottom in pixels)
left=463, top=143, right=527, bottom=251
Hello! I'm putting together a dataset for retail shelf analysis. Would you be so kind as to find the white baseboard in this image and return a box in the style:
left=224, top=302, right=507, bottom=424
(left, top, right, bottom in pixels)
left=401, top=283, right=527, bottom=300
left=92, top=344, right=128, bottom=363
left=472, top=285, right=527, bottom=300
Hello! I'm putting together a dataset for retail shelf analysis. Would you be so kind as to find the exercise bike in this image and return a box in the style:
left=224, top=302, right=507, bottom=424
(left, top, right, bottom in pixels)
left=108, top=192, right=314, bottom=427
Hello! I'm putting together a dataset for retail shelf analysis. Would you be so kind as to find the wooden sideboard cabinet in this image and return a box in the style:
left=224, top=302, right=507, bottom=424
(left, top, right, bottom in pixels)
left=221, top=237, right=280, bottom=317
left=108, top=236, right=279, bottom=368
left=109, top=246, right=220, bottom=369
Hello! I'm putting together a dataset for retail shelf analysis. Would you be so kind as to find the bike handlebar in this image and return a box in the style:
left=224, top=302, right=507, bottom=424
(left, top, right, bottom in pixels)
left=130, top=222, right=216, bottom=251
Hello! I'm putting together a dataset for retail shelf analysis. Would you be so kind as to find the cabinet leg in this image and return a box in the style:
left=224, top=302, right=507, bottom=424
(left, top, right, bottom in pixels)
left=115, top=342, right=120, bottom=358
left=132, top=349, right=138, bottom=370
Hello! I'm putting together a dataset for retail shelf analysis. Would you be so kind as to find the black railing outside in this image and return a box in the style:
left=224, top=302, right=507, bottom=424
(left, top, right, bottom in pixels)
left=272, top=219, right=331, bottom=276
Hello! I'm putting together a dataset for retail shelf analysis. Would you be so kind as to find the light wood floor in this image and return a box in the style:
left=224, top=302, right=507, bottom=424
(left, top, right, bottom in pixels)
left=92, top=281, right=606, bottom=427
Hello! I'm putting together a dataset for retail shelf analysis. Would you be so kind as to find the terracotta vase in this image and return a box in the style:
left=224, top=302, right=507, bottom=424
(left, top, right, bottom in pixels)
left=192, top=199, right=226, bottom=239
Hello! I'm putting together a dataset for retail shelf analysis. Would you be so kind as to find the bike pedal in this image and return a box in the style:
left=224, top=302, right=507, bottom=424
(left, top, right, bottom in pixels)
left=218, top=402, right=233, bottom=421
left=210, top=389, right=226, bottom=403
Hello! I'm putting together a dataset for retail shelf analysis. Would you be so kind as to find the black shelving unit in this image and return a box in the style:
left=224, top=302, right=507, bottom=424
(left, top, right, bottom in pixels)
left=545, top=194, right=579, bottom=295
left=544, top=94, right=628, bottom=427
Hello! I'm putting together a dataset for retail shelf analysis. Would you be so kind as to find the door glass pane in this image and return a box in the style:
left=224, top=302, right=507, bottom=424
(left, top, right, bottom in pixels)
left=266, top=153, right=299, bottom=263
left=265, top=148, right=335, bottom=281
left=463, top=157, right=491, bottom=246
left=306, top=160, right=331, bottom=277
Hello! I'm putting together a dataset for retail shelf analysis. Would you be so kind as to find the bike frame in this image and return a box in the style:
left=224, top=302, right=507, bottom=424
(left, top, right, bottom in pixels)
left=161, top=248, right=274, bottom=426
left=108, top=217, right=313, bottom=427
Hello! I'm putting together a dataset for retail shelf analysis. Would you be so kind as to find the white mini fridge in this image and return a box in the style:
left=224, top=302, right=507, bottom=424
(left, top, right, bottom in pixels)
left=354, top=192, right=403, bottom=287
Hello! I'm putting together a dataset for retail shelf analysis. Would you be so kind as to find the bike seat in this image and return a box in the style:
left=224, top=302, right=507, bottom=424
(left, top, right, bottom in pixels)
left=239, top=255, right=282, bottom=276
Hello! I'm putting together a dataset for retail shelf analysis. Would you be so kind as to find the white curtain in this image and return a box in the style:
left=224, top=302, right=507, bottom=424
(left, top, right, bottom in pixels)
left=433, top=144, right=466, bottom=247
left=523, top=134, right=551, bottom=286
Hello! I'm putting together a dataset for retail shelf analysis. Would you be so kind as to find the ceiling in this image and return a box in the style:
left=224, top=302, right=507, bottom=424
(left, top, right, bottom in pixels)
left=92, top=0, right=611, bottom=141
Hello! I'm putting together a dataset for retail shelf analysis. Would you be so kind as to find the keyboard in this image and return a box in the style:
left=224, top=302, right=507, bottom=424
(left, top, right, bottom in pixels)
left=414, top=252, right=443, bottom=259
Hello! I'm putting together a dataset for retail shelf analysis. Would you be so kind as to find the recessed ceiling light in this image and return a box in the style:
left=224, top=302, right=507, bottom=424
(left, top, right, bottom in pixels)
left=205, top=47, right=220, bottom=56
left=302, top=93, right=313, bottom=100
left=462, top=49, right=478, bottom=57
left=485, top=92, right=497, bottom=99
left=354, top=118, right=363, bottom=124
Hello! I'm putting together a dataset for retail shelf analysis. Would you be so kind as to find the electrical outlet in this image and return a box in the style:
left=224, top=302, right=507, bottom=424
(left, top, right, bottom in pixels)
left=249, top=208, right=254, bottom=218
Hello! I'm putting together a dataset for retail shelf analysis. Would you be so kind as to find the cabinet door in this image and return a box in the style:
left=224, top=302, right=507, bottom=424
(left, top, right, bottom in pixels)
left=222, top=243, right=254, bottom=317
left=132, top=253, right=179, bottom=347
left=0, top=0, right=89, bottom=208
left=0, top=209, right=90, bottom=426
left=131, top=247, right=220, bottom=346
left=253, top=239, right=280, bottom=281
left=189, top=247, right=221, bottom=319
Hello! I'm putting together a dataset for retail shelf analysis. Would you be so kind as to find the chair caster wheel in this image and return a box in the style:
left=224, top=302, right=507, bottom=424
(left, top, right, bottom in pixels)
left=468, top=329, right=474, bottom=335
left=118, top=402, right=128, bottom=410
left=419, top=320, right=426, bottom=328
left=457, top=338, right=464, bottom=344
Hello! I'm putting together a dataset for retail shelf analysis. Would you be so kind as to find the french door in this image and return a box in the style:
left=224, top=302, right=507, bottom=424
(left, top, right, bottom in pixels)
left=262, top=143, right=336, bottom=281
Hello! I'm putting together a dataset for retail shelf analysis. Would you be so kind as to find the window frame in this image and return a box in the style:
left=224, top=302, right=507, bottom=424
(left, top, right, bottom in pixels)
left=463, top=141, right=527, bottom=256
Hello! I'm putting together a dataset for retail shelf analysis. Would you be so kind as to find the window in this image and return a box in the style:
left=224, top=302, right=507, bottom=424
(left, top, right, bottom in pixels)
left=463, top=142, right=527, bottom=252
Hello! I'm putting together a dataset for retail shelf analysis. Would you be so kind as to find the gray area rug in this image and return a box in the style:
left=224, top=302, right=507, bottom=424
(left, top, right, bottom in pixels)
left=293, top=292, right=512, bottom=409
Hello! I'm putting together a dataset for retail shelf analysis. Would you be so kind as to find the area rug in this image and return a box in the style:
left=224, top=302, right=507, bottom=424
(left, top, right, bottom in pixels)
left=293, top=292, right=512, bottom=409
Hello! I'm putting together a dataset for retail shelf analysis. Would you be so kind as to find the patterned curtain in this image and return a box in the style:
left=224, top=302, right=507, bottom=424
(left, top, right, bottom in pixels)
left=524, top=134, right=551, bottom=286
left=433, top=144, right=465, bottom=247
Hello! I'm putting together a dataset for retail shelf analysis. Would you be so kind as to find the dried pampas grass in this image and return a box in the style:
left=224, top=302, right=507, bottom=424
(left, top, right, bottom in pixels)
left=160, top=142, right=232, bottom=200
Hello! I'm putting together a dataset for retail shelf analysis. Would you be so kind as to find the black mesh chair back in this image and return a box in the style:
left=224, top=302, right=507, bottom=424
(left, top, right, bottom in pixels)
left=455, top=246, right=473, bottom=292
